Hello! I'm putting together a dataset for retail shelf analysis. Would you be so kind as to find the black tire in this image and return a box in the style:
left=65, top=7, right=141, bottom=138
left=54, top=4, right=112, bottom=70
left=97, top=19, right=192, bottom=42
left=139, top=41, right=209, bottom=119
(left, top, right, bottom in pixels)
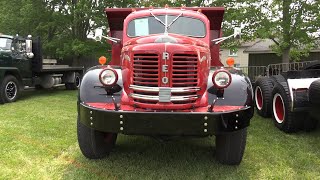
left=77, top=117, right=117, bottom=159
left=215, top=128, right=247, bottom=165
left=271, top=82, right=301, bottom=133
left=270, top=75, right=286, bottom=85
left=254, top=77, right=274, bottom=117
left=309, top=79, right=320, bottom=105
left=0, top=75, right=20, bottom=104
left=65, top=72, right=81, bottom=90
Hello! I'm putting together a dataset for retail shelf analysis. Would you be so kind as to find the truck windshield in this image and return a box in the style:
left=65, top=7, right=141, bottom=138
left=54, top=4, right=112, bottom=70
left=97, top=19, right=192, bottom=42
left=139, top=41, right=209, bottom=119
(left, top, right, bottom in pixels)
left=127, top=15, right=206, bottom=38
left=0, top=37, right=12, bottom=51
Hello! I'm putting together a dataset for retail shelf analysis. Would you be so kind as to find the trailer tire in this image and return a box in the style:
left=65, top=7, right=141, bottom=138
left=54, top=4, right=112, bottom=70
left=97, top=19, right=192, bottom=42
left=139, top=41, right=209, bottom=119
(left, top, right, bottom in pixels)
left=66, top=72, right=81, bottom=90
left=254, top=77, right=274, bottom=117
left=0, top=75, right=20, bottom=104
left=77, top=117, right=117, bottom=159
left=215, top=128, right=247, bottom=165
left=271, top=83, right=300, bottom=133
left=309, top=79, right=320, bottom=105
left=270, top=75, right=286, bottom=84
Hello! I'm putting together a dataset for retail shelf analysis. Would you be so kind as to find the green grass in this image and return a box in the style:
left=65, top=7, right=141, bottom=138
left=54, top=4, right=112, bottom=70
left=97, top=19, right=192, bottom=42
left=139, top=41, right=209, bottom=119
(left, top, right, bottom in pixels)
left=1, top=89, right=320, bottom=179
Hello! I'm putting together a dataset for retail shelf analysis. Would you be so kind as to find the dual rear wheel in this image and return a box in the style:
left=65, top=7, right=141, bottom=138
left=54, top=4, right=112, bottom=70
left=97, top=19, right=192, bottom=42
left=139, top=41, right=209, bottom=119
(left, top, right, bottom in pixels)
left=254, top=75, right=316, bottom=133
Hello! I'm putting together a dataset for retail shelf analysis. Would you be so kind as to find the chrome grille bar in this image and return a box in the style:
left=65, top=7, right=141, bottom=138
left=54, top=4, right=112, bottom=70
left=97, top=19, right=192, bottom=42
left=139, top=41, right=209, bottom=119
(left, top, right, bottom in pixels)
left=130, top=93, right=199, bottom=102
left=130, top=85, right=200, bottom=92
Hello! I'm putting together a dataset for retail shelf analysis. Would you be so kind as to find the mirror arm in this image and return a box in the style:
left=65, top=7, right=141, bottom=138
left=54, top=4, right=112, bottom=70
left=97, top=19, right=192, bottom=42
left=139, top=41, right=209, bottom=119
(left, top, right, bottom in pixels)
left=102, top=35, right=120, bottom=43
left=211, top=34, right=234, bottom=45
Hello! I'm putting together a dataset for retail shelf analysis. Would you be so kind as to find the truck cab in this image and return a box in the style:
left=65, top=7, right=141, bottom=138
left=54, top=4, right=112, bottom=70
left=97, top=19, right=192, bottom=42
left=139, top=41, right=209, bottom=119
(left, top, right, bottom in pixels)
left=77, top=7, right=254, bottom=165
left=0, top=34, right=83, bottom=104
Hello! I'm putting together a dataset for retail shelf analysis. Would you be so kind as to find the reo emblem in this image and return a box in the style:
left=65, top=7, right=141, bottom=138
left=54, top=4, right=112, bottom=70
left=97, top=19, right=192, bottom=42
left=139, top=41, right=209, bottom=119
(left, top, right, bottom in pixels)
left=162, top=52, right=169, bottom=84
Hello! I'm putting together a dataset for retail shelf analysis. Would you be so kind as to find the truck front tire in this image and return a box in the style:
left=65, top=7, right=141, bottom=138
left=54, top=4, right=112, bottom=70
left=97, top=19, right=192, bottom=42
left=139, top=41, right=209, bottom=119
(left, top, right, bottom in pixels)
left=77, top=117, right=117, bottom=159
left=215, top=128, right=247, bottom=165
left=0, top=75, right=20, bottom=104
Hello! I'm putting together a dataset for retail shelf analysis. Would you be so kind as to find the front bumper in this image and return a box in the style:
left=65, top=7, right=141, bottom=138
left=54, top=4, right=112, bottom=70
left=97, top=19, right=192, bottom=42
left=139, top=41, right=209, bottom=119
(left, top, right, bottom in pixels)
left=79, top=103, right=253, bottom=136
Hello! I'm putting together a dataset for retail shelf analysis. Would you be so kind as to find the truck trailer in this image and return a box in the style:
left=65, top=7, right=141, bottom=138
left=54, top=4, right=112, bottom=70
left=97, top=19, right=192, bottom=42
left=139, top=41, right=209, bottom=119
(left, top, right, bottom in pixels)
left=0, top=34, right=83, bottom=104
left=253, top=61, right=320, bottom=132
left=77, top=7, right=254, bottom=165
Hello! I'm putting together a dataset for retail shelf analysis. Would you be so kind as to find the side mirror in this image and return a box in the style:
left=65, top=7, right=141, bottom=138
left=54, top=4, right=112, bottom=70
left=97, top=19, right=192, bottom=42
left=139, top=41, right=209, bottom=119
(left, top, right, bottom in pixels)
left=94, top=28, right=103, bottom=42
left=92, top=28, right=121, bottom=43
left=234, top=27, right=241, bottom=39
left=26, top=35, right=34, bottom=58
left=211, top=27, right=242, bottom=44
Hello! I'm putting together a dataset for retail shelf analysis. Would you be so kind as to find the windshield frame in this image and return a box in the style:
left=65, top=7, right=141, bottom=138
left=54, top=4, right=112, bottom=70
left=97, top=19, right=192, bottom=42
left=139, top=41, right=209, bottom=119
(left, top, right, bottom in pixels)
left=126, top=14, right=207, bottom=38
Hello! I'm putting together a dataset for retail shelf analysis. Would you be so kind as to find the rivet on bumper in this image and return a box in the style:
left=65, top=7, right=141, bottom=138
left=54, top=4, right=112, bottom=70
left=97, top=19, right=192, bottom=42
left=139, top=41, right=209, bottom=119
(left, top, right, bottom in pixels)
left=204, top=129, right=207, bottom=132
left=90, top=117, right=93, bottom=120
left=120, top=115, right=123, bottom=119
left=90, top=111, right=93, bottom=114
left=204, top=116, right=208, bottom=120
left=204, top=123, right=208, bottom=126
left=120, top=121, right=123, bottom=124
left=120, top=127, right=124, bottom=131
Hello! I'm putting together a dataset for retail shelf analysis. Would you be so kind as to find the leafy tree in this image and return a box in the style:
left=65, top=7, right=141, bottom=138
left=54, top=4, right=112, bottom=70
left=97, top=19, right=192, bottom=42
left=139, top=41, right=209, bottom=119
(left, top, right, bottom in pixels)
left=216, top=0, right=320, bottom=63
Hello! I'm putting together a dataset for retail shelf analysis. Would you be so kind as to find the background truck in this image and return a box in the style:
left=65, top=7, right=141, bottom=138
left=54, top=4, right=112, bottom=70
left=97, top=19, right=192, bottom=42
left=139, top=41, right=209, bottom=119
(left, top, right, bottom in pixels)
left=77, top=7, right=254, bottom=165
left=249, top=60, right=320, bottom=132
left=0, top=34, right=83, bottom=104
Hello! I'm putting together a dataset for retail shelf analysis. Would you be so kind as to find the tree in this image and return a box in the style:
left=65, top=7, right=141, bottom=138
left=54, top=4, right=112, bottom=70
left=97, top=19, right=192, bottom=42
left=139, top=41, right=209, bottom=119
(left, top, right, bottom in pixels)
left=217, top=0, right=320, bottom=63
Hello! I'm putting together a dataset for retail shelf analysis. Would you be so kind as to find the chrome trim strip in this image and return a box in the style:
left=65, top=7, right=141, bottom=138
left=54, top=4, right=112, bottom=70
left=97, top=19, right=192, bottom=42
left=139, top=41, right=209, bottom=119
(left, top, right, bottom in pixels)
left=129, top=85, right=200, bottom=92
left=130, top=93, right=199, bottom=101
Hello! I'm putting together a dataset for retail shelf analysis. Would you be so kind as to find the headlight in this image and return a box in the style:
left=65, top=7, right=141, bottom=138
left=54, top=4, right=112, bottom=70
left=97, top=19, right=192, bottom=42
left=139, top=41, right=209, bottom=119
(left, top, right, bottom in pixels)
left=99, top=68, right=118, bottom=86
left=212, top=69, right=232, bottom=88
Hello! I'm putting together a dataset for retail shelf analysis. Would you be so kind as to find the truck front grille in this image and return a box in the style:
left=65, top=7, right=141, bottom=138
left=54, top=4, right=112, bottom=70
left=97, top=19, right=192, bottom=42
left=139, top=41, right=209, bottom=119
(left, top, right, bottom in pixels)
left=133, top=54, right=159, bottom=87
left=131, top=52, right=200, bottom=106
left=172, top=54, right=198, bottom=87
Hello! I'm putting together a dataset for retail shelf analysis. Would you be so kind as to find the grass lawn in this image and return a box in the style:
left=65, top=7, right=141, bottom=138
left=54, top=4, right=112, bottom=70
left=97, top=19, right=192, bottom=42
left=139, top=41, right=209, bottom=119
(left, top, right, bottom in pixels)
left=1, top=89, right=320, bottom=179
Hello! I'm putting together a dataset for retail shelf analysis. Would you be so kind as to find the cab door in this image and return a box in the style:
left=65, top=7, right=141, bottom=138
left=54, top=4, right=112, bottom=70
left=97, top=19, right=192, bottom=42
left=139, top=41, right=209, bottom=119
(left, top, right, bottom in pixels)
left=0, top=37, right=13, bottom=67
left=11, top=39, right=32, bottom=78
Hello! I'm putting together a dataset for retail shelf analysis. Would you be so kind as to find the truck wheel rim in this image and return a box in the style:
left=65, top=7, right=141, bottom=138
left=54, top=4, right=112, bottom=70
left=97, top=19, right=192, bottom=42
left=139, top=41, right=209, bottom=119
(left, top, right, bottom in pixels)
left=75, top=76, right=81, bottom=88
left=5, top=81, right=17, bottom=100
left=273, top=93, right=285, bottom=123
left=255, top=86, right=263, bottom=110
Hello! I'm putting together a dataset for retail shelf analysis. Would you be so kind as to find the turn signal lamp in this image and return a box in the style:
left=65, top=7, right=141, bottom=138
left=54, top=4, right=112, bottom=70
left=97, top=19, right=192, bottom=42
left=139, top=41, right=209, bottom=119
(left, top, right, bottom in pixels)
left=99, top=56, right=107, bottom=65
left=226, top=57, right=235, bottom=67
left=212, top=69, right=232, bottom=89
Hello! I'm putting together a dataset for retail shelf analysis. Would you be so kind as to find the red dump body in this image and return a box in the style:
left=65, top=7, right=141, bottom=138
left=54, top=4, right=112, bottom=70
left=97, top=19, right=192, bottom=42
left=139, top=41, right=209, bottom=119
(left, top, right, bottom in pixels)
left=105, top=7, right=224, bottom=67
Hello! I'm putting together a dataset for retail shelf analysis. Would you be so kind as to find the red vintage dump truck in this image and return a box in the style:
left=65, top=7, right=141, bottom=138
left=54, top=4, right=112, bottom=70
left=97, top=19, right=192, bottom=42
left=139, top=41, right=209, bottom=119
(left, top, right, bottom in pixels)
left=77, top=7, right=254, bottom=165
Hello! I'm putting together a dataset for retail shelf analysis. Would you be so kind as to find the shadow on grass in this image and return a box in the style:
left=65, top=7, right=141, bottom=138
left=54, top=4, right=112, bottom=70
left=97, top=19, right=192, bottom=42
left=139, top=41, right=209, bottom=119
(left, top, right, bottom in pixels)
left=18, top=88, right=76, bottom=101
left=61, top=136, right=256, bottom=179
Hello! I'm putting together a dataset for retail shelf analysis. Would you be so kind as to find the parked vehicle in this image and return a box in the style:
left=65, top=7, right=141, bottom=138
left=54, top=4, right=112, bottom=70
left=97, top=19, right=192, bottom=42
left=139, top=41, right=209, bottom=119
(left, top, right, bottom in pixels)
left=0, top=34, right=83, bottom=104
left=248, top=60, right=320, bottom=132
left=77, top=7, right=254, bottom=165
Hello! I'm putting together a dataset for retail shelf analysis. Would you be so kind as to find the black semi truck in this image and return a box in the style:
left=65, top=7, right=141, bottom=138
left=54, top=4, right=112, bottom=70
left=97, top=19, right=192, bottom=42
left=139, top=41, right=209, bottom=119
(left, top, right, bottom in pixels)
left=0, top=34, right=83, bottom=104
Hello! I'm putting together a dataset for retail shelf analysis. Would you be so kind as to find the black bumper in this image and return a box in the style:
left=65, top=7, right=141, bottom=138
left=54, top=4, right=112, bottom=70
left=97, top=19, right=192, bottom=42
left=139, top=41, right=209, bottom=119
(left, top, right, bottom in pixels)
left=79, top=103, right=253, bottom=136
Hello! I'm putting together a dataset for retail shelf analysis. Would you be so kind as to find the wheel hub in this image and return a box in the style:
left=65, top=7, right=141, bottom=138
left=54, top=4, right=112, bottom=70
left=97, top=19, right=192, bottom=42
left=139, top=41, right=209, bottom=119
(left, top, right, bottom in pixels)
left=5, top=81, right=17, bottom=100
left=273, top=93, right=285, bottom=123
left=255, top=86, right=263, bottom=110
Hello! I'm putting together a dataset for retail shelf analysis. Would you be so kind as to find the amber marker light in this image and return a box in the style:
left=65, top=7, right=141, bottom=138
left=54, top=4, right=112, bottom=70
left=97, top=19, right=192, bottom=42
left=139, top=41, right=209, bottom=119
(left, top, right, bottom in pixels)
left=99, top=56, right=107, bottom=65
left=226, top=57, right=235, bottom=67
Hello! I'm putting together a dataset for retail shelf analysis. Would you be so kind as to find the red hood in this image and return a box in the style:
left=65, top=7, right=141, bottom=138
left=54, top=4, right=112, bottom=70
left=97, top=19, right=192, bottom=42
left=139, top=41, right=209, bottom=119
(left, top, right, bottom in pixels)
left=123, top=34, right=209, bottom=48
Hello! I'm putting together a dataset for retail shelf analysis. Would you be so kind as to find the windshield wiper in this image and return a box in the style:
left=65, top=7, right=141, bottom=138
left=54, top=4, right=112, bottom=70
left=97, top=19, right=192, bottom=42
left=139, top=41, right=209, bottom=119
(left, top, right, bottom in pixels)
left=150, top=11, right=166, bottom=26
left=150, top=12, right=183, bottom=34
left=166, top=12, right=183, bottom=31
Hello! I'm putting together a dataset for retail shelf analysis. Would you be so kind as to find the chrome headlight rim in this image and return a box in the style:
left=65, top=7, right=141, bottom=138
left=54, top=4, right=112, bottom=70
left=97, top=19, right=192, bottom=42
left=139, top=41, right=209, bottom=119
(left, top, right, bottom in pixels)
left=99, top=68, right=118, bottom=86
left=212, top=69, right=232, bottom=89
